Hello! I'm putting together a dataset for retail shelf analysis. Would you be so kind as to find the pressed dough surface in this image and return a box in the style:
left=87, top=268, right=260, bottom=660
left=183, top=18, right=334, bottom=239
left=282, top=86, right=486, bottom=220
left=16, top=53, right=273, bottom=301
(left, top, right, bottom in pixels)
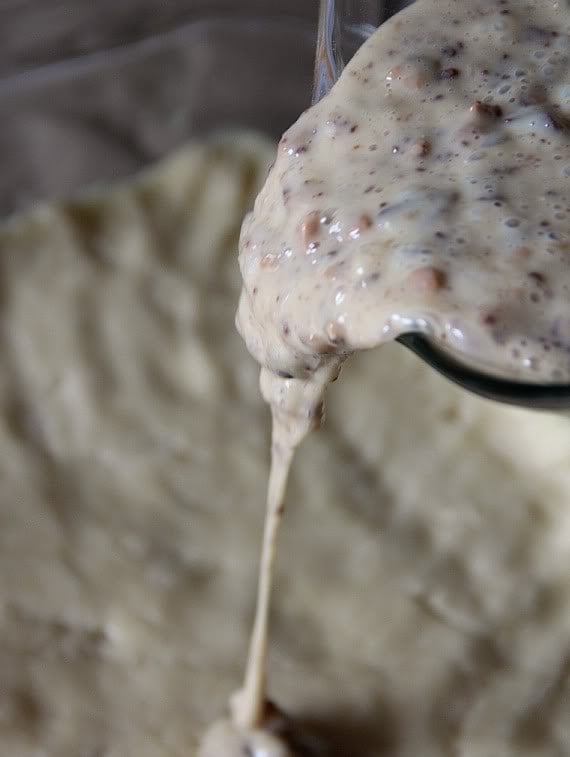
left=0, top=134, right=569, bottom=756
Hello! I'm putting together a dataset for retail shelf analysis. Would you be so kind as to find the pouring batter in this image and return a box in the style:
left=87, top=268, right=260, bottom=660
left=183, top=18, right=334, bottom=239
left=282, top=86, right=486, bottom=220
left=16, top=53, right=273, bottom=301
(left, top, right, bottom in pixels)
left=200, top=1, right=570, bottom=753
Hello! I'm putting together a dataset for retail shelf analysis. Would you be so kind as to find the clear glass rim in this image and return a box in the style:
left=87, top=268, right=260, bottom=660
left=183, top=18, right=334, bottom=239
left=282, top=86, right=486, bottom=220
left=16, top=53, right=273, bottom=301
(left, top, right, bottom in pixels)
left=313, top=0, right=378, bottom=104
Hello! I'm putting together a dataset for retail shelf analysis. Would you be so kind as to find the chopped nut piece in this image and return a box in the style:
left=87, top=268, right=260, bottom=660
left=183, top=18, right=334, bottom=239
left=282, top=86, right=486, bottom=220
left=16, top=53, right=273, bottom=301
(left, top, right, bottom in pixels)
left=300, top=211, right=321, bottom=247
left=411, top=140, right=432, bottom=158
left=260, top=254, right=279, bottom=270
left=440, top=67, right=461, bottom=79
left=406, top=267, right=448, bottom=293
left=470, top=101, right=503, bottom=119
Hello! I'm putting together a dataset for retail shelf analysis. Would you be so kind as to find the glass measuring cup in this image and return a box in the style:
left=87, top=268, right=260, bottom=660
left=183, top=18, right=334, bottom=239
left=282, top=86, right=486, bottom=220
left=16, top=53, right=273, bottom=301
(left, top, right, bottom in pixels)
left=313, top=0, right=570, bottom=410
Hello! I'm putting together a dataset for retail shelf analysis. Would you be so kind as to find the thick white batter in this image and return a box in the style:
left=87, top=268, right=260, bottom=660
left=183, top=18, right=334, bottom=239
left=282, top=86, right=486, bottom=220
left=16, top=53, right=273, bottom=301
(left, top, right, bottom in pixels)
left=221, top=0, right=570, bottom=753
left=239, top=0, right=570, bottom=403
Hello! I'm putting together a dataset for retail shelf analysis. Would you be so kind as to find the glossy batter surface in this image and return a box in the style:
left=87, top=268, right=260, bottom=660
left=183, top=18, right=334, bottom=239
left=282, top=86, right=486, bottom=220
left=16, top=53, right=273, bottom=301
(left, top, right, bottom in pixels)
left=238, top=0, right=570, bottom=410
left=232, top=2, right=570, bottom=752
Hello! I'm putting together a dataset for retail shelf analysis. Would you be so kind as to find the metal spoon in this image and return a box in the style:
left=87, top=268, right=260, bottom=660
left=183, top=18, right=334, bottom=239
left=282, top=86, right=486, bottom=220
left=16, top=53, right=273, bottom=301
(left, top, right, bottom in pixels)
left=312, top=0, right=570, bottom=410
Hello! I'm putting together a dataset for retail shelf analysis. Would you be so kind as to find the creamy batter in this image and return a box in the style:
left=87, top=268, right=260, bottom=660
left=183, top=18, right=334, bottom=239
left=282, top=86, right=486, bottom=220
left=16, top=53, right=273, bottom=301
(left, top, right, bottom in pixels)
left=217, top=0, right=570, bottom=753
left=239, top=0, right=570, bottom=404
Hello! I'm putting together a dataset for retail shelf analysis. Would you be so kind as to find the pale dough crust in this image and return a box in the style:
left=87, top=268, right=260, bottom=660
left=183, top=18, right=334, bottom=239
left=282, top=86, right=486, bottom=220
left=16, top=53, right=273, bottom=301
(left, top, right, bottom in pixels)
left=0, top=134, right=568, bottom=756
